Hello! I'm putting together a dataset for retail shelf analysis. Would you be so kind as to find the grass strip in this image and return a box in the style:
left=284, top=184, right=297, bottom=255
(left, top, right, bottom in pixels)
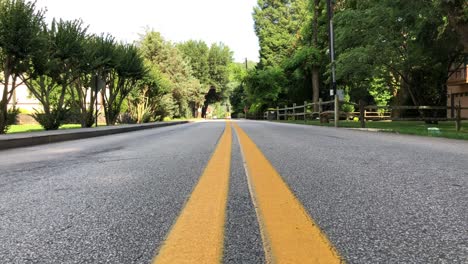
left=275, top=120, right=468, bottom=140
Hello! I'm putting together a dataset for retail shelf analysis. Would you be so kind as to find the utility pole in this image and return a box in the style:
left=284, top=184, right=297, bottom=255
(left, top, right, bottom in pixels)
left=95, top=74, right=99, bottom=128
left=327, top=0, right=338, bottom=128
left=244, top=57, right=248, bottom=119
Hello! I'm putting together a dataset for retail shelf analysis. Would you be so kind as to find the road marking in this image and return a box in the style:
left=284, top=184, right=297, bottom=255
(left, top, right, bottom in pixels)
left=153, top=122, right=232, bottom=264
left=233, top=122, right=342, bottom=264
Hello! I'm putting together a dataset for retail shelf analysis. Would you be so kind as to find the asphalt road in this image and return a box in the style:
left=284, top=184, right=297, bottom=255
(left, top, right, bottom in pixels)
left=0, top=120, right=467, bottom=263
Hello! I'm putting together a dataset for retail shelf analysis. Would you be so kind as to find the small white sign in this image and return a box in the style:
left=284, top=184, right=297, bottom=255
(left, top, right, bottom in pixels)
left=337, top=89, right=345, bottom=100
left=330, top=89, right=334, bottom=96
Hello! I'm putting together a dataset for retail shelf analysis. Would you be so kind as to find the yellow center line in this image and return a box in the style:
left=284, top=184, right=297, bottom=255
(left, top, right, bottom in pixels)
left=232, top=122, right=342, bottom=264
left=153, top=122, right=232, bottom=264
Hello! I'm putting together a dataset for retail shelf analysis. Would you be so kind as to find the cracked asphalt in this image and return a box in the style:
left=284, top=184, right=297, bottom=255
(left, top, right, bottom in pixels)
left=0, top=120, right=467, bottom=263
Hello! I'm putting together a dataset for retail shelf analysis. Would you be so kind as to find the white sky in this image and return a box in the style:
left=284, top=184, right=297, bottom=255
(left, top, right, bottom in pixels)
left=35, top=0, right=260, bottom=62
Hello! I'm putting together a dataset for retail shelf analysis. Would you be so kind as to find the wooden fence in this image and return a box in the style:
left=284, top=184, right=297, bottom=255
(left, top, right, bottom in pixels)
left=258, top=99, right=468, bottom=131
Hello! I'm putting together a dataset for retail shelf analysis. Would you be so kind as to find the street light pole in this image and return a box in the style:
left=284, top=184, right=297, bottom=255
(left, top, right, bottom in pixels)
left=327, top=0, right=338, bottom=127
left=95, top=74, right=99, bottom=128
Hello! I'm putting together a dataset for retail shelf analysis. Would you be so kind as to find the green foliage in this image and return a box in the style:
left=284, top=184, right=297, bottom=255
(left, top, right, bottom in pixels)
left=139, top=31, right=202, bottom=119
left=154, top=94, right=176, bottom=121
left=23, top=18, right=88, bottom=130
left=340, top=89, right=354, bottom=113
left=4, top=106, right=20, bottom=133
left=244, top=0, right=467, bottom=114
left=177, top=40, right=210, bottom=86
left=140, top=31, right=233, bottom=119
left=244, top=66, right=287, bottom=108
left=253, top=0, right=309, bottom=68
left=211, top=102, right=227, bottom=118
left=208, top=42, right=233, bottom=97
left=334, top=0, right=464, bottom=106
left=0, top=0, right=45, bottom=133
left=32, top=108, right=69, bottom=130
left=369, top=77, right=393, bottom=106
left=103, top=43, right=146, bottom=125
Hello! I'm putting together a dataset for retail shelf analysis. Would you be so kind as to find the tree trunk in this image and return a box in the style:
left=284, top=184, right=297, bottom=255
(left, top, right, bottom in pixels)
left=312, top=0, right=320, bottom=112
left=312, top=67, right=320, bottom=112
left=0, top=66, right=12, bottom=134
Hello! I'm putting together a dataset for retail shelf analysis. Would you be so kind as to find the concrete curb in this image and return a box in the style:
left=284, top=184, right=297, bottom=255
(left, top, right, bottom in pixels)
left=0, top=121, right=189, bottom=151
left=346, top=128, right=395, bottom=132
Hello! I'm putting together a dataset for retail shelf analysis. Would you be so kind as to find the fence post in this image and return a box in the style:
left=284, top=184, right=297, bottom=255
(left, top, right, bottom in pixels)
left=451, top=97, right=455, bottom=118
left=293, top=103, right=296, bottom=121
left=334, top=96, right=339, bottom=127
left=319, top=98, right=323, bottom=114
left=456, top=102, right=462, bottom=132
left=359, top=100, right=366, bottom=128
left=285, top=105, right=288, bottom=120
left=304, top=101, right=307, bottom=123
left=276, top=106, right=279, bottom=121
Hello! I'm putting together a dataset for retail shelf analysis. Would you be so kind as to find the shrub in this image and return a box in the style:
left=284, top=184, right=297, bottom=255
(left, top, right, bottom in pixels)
left=117, top=112, right=136, bottom=124
left=2, top=107, right=20, bottom=133
left=7, top=107, right=20, bottom=125
left=32, top=109, right=69, bottom=130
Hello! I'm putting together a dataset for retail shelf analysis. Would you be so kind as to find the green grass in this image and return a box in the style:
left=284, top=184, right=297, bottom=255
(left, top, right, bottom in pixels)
left=5, top=120, right=184, bottom=134
left=276, top=120, right=468, bottom=140
left=7, top=124, right=82, bottom=134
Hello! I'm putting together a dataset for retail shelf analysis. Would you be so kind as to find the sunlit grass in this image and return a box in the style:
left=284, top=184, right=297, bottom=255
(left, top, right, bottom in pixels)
left=7, top=124, right=82, bottom=134
left=277, top=120, right=468, bottom=140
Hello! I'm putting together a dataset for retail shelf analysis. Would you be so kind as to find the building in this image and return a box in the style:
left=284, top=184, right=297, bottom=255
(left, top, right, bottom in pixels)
left=447, top=57, right=468, bottom=118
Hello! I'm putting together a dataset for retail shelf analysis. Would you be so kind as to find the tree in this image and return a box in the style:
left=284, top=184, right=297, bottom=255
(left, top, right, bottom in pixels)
left=22, top=19, right=88, bottom=130
left=0, top=0, right=45, bottom=133
left=302, top=0, right=328, bottom=111
left=334, top=0, right=464, bottom=107
left=253, top=0, right=309, bottom=68
left=177, top=40, right=210, bottom=86
left=228, top=61, right=256, bottom=117
left=437, top=0, right=468, bottom=51
left=139, top=31, right=204, bottom=118
left=244, top=66, right=287, bottom=108
left=102, top=43, right=145, bottom=125
left=70, top=34, right=114, bottom=128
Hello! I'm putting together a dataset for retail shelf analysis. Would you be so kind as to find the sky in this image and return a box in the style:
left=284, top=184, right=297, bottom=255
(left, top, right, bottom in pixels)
left=35, top=0, right=260, bottom=63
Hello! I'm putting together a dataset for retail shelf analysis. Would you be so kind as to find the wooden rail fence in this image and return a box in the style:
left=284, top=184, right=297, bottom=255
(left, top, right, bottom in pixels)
left=258, top=99, right=468, bottom=131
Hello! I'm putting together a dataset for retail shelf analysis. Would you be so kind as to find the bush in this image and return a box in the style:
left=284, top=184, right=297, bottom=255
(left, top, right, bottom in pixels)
left=1, top=107, right=20, bottom=133
left=32, top=109, right=69, bottom=130
left=7, top=107, right=20, bottom=125
left=117, top=112, right=136, bottom=124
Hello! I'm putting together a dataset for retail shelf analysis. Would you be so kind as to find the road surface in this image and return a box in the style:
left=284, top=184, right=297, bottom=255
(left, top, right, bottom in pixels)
left=0, top=120, right=466, bottom=263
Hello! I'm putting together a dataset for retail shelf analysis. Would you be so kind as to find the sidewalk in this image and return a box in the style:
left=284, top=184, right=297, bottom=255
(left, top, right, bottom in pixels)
left=0, top=121, right=189, bottom=151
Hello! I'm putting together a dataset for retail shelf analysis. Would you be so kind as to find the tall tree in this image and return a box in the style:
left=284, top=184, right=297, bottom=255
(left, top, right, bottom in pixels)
left=208, top=43, right=233, bottom=95
left=253, top=0, right=308, bottom=68
left=102, top=43, right=145, bottom=125
left=71, top=34, right=114, bottom=128
left=285, top=0, right=327, bottom=110
left=334, top=0, right=464, bottom=107
left=177, top=40, right=210, bottom=85
left=139, top=31, right=204, bottom=118
left=437, top=0, right=468, bottom=51
left=0, top=0, right=45, bottom=133
left=177, top=40, right=210, bottom=117
left=22, top=19, right=88, bottom=130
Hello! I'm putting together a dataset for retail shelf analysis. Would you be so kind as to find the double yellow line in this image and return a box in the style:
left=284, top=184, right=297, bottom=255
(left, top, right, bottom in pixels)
left=153, top=122, right=342, bottom=264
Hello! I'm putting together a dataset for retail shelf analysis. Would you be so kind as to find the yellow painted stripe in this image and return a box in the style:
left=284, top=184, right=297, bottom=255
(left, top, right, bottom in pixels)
left=232, top=122, right=342, bottom=264
left=153, top=122, right=232, bottom=264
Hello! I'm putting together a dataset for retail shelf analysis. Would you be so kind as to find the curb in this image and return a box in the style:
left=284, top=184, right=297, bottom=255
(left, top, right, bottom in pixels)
left=346, top=128, right=395, bottom=132
left=0, top=121, right=189, bottom=151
